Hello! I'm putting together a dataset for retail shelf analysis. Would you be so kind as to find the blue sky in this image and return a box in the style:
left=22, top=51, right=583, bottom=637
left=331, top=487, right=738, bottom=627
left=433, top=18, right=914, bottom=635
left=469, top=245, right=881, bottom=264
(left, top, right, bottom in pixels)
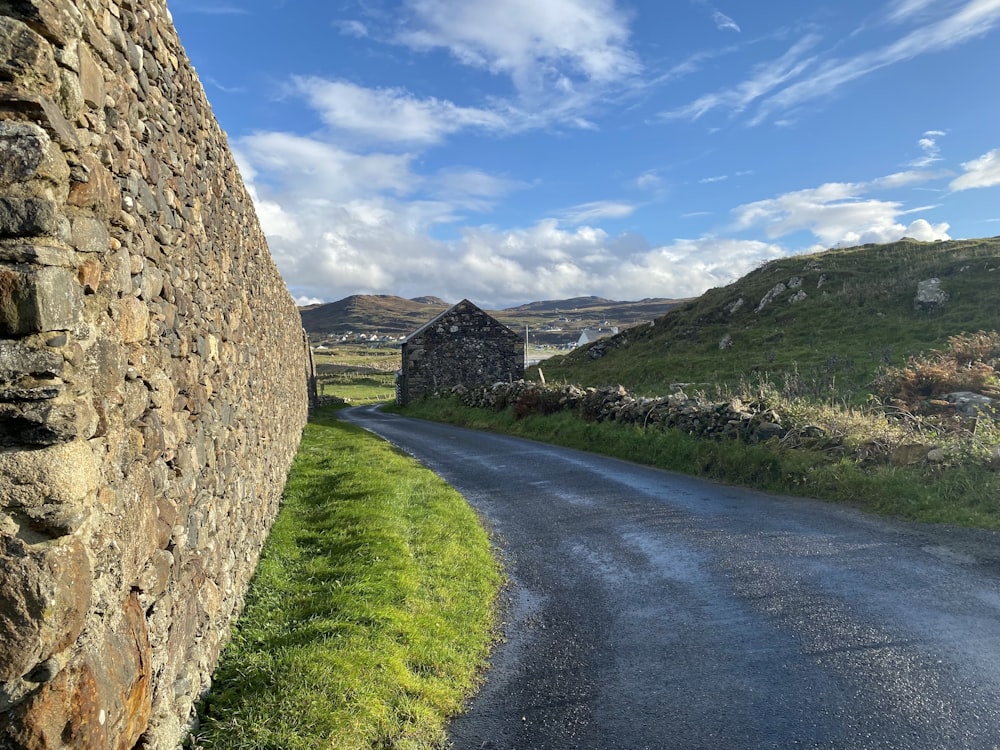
left=169, top=0, right=1000, bottom=308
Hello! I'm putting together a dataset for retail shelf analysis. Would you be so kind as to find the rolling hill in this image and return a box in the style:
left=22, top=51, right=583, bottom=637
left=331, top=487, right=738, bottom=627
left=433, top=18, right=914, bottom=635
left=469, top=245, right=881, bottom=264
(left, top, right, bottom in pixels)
left=534, top=237, right=1000, bottom=400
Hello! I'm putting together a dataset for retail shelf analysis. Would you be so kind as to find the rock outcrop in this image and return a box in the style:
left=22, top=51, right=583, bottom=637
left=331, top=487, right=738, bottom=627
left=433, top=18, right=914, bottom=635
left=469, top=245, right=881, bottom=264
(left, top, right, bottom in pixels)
left=0, top=1, right=309, bottom=747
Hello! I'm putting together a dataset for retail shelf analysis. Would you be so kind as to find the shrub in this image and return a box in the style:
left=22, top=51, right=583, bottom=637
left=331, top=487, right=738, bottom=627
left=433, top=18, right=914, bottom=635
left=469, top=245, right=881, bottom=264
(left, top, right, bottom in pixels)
left=874, top=330, right=1000, bottom=411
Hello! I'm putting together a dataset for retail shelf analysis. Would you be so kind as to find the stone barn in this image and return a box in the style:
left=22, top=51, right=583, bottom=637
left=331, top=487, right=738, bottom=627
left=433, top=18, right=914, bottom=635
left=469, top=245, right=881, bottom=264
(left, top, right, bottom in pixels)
left=397, top=300, right=524, bottom=405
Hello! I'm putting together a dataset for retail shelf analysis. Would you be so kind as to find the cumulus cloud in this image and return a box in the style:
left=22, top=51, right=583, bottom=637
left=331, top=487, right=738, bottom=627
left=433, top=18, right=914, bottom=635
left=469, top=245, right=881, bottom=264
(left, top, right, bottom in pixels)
left=235, top=126, right=790, bottom=306
left=397, top=0, right=640, bottom=101
left=292, top=77, right=509, bottom=146
left=732, top=176, right=951, bottom=247
left=950, top=148, right=1000, bottom=191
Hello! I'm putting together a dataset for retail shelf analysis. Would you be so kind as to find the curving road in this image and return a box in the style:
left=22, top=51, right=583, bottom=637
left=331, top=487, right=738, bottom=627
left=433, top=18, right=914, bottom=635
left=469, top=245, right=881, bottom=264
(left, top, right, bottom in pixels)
left=340, top=405, right=1000, bottom=750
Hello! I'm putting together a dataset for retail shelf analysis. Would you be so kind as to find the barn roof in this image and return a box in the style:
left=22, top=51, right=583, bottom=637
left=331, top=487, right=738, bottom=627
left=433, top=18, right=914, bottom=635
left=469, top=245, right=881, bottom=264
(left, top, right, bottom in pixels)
left=404, top=299, right=514, bottom=342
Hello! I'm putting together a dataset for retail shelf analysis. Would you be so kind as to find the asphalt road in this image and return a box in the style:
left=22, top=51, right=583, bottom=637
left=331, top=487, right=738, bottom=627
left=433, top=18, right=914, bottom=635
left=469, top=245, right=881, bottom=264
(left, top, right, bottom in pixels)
left=339, top=405, right=1000, bottom=750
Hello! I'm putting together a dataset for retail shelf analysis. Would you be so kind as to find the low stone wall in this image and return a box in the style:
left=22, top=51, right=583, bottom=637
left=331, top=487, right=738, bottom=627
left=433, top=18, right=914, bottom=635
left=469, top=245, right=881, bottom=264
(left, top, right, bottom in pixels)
left=455, top=381, right=792, bottom=444
left=1, top=1, right=309, bottom=747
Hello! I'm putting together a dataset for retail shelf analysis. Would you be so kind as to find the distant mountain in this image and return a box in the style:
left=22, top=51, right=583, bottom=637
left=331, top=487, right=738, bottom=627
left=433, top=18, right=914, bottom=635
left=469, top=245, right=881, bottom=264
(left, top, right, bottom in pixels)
left=299, top=294, right=449, bottom=337
left=505, top=296, right=617, bottom=313
left=300, top=294, right=683, bottom=345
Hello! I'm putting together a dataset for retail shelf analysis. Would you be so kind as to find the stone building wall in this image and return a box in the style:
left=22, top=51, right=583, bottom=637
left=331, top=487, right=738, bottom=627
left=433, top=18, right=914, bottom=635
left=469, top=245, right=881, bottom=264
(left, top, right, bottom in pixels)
left=0, top=1, right=309, bottom=747
left=399, top=300, right=524, bottom=405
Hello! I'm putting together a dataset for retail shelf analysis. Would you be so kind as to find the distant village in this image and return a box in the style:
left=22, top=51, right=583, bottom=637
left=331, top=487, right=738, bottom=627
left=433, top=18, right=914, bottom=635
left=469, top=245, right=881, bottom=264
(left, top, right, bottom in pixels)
left=310, top=323, right=621, bottom=355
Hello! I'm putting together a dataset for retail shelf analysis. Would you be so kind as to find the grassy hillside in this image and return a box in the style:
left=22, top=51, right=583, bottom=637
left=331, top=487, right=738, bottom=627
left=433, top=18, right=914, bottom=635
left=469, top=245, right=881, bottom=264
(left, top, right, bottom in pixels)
left=535, top=237, right=1000, bottom=399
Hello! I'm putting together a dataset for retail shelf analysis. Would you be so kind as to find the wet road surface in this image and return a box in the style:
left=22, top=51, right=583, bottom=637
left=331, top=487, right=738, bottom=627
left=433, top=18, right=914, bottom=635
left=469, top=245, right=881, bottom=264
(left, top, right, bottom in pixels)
left=340, top=405, right=1000, bottom=750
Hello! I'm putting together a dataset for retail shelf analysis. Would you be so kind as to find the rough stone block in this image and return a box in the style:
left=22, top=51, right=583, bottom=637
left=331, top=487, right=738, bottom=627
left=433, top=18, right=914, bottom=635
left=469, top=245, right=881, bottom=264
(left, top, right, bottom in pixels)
left=77, top=42, right=104, bottom=108
left=0, top=197, right=59, bottom=238
left=0, top=15, right=58, bottom=95
left=0, top=0, right=84, bottom=47
left=3, top=593, right=151, bottom=750
left=0, top=536, right=91, bottom=682
left=0, top=266, right=82, bottom=334
left=0, top=121, right=48, bottom=185
left=70, top=215, right=110, bottom=252
left=67, top=155, right=120, bottom=218
left=117, top=295, right=148, bottom=343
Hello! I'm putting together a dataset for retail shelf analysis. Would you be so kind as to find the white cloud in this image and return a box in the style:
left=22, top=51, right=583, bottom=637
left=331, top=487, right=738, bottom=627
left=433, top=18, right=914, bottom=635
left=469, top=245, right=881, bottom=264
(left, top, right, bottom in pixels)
left=887, top=0, right=938, bottom=22
left=292, top=77, right=509, bottom=146
left=397, top=0, right=640, bottom=100
left=236, top=132, right=418, bottom=201
left=752, top=0, right=1000, bottom=124
left=662, top=34, right=820, bottom=121
left=732, top=175, right=951, bottom=247
left=562, top=201, right=637, bottom=224
left=636, top=170, right=663, bottom=191
left=431, top=168, right=527, bottom=211
left=906, top=129, right=947, bottom=167
left=712, top=11, right=741, bottom=32
left=336, top=20, right=369, bottom=38
left=950, top=148, right=1000, bottom=191
left=700, top=175, right=728, bottom=184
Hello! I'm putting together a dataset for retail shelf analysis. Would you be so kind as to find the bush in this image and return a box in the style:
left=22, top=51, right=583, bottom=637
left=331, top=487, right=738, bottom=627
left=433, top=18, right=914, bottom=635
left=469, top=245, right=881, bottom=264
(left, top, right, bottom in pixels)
left=874, top=330, right=1000, bottom=411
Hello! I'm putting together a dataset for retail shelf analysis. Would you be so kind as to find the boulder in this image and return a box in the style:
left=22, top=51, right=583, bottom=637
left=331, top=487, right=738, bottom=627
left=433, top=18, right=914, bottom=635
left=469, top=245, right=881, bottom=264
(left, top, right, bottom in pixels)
left=914, top=278, right=948, bottom=310
left=944, top=392, right=994, bottom=417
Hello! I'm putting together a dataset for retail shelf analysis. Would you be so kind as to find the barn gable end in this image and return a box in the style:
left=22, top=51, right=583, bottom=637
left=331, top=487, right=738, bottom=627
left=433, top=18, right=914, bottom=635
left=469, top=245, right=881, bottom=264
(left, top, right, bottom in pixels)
left=398, top=300, right=524, bottom=404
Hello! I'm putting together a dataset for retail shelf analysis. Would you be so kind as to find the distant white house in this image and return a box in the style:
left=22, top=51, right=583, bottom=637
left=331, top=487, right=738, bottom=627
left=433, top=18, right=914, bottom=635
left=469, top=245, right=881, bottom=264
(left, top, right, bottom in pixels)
left=575, top=327, right=619, bottom=347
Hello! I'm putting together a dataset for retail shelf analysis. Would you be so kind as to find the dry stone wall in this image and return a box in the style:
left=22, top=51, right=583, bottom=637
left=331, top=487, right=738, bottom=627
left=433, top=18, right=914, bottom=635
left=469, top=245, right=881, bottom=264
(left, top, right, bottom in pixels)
left=0, top=1, right=309, bottom=747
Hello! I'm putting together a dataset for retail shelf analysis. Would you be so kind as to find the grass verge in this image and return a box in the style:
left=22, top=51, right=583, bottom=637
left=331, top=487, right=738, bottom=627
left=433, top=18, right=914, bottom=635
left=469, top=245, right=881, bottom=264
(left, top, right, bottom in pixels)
left=398, top=398, right=1000, bottom=530
left=191, top=407, right=502, bottom=750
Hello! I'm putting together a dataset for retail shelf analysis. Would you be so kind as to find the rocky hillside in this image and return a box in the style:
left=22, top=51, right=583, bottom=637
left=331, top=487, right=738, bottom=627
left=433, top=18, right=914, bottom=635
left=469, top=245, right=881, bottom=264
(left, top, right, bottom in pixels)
left=536, top=237, right=1000, bottom=399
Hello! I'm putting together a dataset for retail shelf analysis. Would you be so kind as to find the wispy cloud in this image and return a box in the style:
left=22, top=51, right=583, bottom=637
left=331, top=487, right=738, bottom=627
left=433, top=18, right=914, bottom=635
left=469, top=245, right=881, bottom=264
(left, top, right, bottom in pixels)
left=751, top=0, right=1000, bottom=125
left=712, top=10, right=741, bottom=33
left=635, top=170, right=663, bottom=191
left=661, top=34, right=820, bottom=121
left=950, top=148, right=1000, bottom=191
left=906, top=130, right=947, bottom=167
left=886, top=0, right=939, bottom=23
left=336, top=19, right=369, bottom=38
left=205, top=76, right=246, bottom=95
left=562, top=200, right=638, bottom=224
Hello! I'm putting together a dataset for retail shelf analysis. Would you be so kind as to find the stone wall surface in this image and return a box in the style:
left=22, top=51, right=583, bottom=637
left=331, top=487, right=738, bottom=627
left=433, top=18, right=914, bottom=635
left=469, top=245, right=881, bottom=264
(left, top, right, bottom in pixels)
left=399, top=300, right=524, bottom=405
left=0, top=1, right=309, bottom=747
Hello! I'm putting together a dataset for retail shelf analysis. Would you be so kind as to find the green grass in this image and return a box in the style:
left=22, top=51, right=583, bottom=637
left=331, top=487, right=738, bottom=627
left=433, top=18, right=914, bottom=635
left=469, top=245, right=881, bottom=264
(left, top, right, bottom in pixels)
left=318, top=371, right=397, bottom=404
left=536, top=237, right=1000, bottom=400
left=399, top=397, right=1000, bottom=530
left=191, top=408, right=502, bottom=750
